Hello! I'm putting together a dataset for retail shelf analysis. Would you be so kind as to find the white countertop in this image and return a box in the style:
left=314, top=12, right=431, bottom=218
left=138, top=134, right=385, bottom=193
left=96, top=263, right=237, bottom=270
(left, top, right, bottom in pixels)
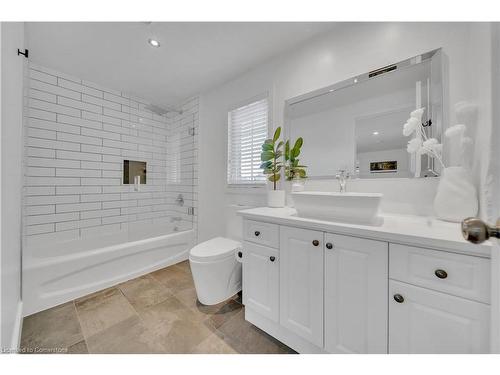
left=238, top=207, right=491, bottom=257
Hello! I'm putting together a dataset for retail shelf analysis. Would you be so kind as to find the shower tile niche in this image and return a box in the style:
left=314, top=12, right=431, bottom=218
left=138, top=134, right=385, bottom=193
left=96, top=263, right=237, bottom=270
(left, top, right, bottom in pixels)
left=123, top=160, right=147, bottom=184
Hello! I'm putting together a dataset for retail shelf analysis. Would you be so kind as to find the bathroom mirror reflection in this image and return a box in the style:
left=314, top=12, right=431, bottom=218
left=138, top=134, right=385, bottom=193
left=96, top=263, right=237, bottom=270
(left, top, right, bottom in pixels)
left=285, top=49, right=444, bottom=179
left=123, top=160, right=147, bottom=184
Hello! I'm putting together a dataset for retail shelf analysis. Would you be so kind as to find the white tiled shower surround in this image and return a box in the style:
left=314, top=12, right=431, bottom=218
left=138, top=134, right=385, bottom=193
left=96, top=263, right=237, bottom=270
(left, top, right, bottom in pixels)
left=23, top=63, right=198, bottom=247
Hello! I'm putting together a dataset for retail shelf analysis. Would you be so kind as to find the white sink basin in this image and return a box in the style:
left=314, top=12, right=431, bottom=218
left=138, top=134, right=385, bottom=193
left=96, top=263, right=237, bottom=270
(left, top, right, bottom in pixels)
left=292, top=191, right=383, bottom=225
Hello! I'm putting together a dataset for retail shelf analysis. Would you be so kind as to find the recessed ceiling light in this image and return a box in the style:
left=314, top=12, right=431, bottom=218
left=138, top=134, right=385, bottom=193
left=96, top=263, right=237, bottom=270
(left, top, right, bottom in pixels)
left=148, top=38, right=160, bottom=48
left=372, top=131, right=379, bottom=135
left=354, top=78, right=358, bottom=83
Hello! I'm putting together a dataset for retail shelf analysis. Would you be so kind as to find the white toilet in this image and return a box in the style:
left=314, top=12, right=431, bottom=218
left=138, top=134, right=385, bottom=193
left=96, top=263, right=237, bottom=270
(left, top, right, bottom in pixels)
left=189, top=205, right=249, bottom=305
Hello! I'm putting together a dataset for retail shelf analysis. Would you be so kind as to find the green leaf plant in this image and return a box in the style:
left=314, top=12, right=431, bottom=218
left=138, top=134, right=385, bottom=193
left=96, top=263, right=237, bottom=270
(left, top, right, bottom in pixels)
left=284, top=137, right=307, bottom=181
left=260, top=127, right=283, bottom=190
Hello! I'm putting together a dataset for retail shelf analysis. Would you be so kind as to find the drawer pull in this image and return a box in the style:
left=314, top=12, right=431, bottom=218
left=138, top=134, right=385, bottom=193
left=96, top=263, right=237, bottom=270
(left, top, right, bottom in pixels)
left=312, top=240, right=320, bottom=246
left=254, top=231, right=260, bottom=237
left=434, top=269, right=448, bottom=279
left=325, top=242, right=333, bottom=249
left=270, top=256, right=276, bottom=262
left=393, top=294, right=405, bottom=303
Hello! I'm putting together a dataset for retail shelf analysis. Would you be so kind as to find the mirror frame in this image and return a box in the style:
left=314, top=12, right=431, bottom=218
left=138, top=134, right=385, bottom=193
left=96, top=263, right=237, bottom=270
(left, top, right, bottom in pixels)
left=283, top=48, right=444, bottom=180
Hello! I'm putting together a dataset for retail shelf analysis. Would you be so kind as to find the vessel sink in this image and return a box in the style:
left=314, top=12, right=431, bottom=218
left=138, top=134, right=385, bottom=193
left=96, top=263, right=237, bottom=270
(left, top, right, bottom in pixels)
left=292, top=191, right=383, bottom=225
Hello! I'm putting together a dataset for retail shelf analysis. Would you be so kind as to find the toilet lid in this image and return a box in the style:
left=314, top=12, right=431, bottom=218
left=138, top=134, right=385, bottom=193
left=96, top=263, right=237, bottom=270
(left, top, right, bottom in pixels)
left=189, top=237, right=242, bottom=262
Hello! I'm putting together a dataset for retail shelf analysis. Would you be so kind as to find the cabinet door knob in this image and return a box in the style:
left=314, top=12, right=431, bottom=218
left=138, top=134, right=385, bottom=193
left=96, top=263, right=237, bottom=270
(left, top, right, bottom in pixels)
left=238, top=251, right=242, bottom=258
left=393, top=294, right=404, bottom=303
left=434, top=269, right=448, bottom=279
left=312, top=240, right=320, bottom=246
left=325, top=242, right=333, bottom=249
left=254, top=231, right=260, bottom=237
left=270, top=256, right=276, bottom=262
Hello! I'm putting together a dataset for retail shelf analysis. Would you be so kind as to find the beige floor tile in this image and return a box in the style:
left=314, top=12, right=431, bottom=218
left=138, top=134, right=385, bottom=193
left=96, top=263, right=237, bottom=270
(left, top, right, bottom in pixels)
left=174, top=287, right=242, bottom=327
left=86, top=316, right=165, bottom=354
left=154, top=317, right=214, bottom=353
left=75, top=287, right=137, bottom=338
left=150, top=266, right=194, bottom=294
left=118, top=275, right=172, bottom=311
left=190, top=333, right=238, bottom=354
left=21, top=302, right=83, bottom=352
left=67, top=340, right=89, bottom=354
left=21, top=262, right=293, bottom=354
left=138, top=295, right=213, bottom=353
left=173, top=260, right=191, bottom=274
left=204, top=300, right=243, bottom=329
left=213, top=309, right=296, bottom=354
left=172, top=285, right=199, bottom=310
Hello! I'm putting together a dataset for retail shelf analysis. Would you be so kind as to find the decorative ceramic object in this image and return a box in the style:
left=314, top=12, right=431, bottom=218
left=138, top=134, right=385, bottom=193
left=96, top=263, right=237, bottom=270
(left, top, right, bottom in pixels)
left=433, top=166, right=478, bottom=222
left=268, top=190, right=286, bottom=208
left=286, top=177, right=306, bottom=207
left=403, top=106, right=479, bottom=222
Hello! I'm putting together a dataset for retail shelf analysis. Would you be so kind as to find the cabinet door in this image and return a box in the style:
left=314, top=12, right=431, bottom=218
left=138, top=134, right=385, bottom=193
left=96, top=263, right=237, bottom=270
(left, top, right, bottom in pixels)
left=389, top=280, right=490, bottom=353
left=242, top=241, right=279, bottom=322
left=324, top=233, right=388, bottom=353
left=279, top=226, right=324, bottom=347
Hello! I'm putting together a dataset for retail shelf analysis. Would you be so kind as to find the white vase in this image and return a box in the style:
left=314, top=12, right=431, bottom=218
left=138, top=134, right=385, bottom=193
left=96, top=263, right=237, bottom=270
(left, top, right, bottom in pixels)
left=286, top=178, right=306, bottom=207
left=433, top=166, right=478, bottom=222
left=268, top=190, right=285, bottom=208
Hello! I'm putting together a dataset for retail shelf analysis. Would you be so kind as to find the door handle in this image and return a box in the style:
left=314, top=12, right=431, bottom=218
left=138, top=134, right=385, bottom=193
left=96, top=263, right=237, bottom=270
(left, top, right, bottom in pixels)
left=461, top=217, right=500, bottom=244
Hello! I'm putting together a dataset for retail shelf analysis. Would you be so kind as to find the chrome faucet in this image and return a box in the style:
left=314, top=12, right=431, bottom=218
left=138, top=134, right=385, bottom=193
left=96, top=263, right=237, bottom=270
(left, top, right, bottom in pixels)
left=335, top=169, right=350, bottom=193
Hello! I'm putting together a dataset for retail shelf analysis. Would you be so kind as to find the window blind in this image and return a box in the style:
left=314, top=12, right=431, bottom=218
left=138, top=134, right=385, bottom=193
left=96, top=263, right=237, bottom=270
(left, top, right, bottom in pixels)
left=227, top=97, right=268, bottom=185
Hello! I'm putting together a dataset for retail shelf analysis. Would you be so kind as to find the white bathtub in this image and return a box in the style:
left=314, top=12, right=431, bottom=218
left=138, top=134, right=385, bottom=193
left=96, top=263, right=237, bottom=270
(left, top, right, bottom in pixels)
left=22, top=229, right=195, bottom=316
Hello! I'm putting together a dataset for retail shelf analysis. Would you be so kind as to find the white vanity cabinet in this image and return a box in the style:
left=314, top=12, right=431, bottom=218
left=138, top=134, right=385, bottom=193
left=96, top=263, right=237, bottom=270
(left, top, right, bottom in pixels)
left=239, top=209, right=491, bottom=354
left=279, top=226, right=324, bottom=347
left=388, top=243, right=491, bottom=353
left=242, top=241, right=279, bottom=322
left=389, top=281, right=490, bottom=353
left=324, top=233, right=388, bottom=353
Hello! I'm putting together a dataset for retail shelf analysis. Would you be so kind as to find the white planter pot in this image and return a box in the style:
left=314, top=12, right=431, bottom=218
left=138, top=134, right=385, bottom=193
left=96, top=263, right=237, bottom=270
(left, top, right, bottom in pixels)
left=286, top=179, right=306, bottom=207
left=433, top=166, right=478, bottom=222
left=268, top=190, right=286, bottom=208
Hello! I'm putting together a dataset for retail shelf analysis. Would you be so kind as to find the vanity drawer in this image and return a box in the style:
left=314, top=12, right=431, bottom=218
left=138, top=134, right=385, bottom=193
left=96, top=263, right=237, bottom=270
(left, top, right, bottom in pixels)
left=389, top=244, right=490, bottom=304
left=243, top=220, right=280, bottom=249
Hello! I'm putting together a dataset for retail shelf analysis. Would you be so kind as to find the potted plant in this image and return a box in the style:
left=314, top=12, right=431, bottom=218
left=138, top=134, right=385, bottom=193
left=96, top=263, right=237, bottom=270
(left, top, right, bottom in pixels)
left=261, top=127, right=285, bottom=207
left=284, top=137, right=307, bottom=206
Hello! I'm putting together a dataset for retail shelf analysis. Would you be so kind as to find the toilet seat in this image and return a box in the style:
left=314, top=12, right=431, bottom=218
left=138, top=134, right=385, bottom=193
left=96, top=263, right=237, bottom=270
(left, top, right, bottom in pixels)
left=189, top=237, right=241, bottom=262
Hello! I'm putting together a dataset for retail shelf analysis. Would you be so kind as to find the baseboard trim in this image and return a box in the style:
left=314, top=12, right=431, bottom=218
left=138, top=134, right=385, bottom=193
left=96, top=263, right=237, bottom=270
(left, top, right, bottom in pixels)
left=10, top=301, right=23, bottom=352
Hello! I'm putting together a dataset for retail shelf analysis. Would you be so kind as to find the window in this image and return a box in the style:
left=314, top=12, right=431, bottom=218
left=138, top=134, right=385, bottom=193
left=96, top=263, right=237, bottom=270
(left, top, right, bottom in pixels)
left=227, top=96, right=269, bottom=185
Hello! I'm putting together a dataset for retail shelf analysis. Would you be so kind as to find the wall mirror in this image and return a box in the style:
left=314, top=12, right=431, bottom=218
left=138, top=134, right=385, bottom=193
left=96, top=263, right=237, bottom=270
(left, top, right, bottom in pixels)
left=284, top=49, right=444, bottom=179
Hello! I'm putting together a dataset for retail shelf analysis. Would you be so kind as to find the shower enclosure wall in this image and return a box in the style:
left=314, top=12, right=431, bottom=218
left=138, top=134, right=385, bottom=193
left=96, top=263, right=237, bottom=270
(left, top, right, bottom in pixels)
left=22, top=63, right=198, bottom=315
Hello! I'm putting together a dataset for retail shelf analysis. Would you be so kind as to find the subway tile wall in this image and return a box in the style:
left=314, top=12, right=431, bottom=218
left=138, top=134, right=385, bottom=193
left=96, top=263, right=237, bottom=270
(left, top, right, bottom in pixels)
left=24, top=63, right=198, bottom=247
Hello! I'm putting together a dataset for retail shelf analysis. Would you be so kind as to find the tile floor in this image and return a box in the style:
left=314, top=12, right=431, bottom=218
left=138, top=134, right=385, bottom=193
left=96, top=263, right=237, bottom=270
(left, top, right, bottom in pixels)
left=20, top=260, right=296, bottom=354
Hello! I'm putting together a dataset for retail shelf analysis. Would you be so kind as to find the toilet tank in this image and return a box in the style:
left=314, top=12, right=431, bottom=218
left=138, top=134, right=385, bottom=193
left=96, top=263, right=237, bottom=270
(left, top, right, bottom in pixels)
left=225, top=204, right=253, bottom=241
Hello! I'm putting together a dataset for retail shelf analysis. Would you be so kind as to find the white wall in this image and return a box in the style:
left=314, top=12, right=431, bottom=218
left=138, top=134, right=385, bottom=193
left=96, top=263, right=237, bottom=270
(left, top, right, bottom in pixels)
left=0, top=22, right=25, bottom=350
left=23, top=63, right=198, bottom=249
left=198, top=22, right=494, bottom=242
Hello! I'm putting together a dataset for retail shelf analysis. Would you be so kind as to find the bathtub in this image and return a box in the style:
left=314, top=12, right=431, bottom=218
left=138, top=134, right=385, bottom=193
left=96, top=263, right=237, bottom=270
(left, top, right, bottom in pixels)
left=22, top=229, right=195, bottom=316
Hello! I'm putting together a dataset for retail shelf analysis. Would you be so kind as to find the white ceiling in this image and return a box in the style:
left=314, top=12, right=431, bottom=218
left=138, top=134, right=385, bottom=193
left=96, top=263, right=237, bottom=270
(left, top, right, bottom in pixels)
left=26, top=22, right=335, bottom=106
